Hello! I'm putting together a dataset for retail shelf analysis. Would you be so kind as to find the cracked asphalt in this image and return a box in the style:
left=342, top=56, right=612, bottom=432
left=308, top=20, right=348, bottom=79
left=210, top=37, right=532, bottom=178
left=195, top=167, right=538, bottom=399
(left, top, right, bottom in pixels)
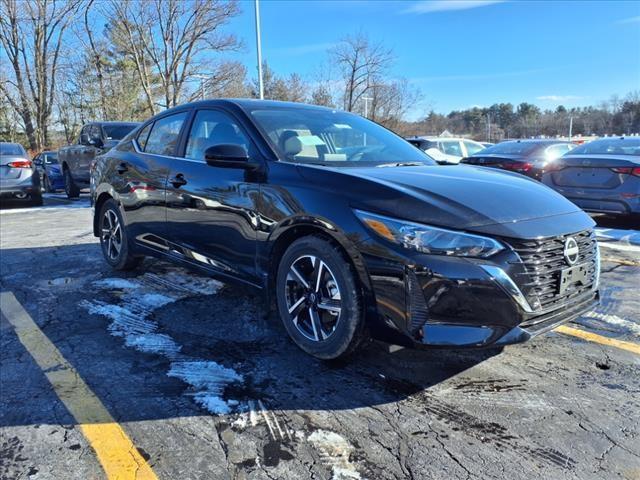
left=1, top=194, right=639, bottom=480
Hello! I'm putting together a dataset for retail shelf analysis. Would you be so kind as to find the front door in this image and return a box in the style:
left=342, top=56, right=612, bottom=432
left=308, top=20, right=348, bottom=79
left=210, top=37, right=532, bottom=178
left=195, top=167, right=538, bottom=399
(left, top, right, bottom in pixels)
left=165, top=108, right=263, bottom=285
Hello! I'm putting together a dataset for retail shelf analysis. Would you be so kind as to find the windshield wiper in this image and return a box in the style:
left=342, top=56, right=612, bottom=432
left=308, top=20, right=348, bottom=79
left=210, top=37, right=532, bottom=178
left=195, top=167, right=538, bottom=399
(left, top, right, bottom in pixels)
left=375, top=162, right=424, bottom=168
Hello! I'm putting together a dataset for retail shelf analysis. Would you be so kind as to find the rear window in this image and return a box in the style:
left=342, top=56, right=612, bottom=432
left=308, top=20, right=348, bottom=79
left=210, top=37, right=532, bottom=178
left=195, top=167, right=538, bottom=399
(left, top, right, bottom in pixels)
left=103, top=124, right=138, bottom=140
left=0, top=143, right=26, bottom=156
left=479, top=141, right=540, bottom=156
left=569, top=138, right=640, bottom=157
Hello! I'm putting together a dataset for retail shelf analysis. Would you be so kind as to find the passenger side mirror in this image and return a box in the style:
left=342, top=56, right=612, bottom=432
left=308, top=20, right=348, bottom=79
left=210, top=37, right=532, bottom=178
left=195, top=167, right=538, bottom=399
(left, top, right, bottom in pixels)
left=204, top=144, right=254, bottom=169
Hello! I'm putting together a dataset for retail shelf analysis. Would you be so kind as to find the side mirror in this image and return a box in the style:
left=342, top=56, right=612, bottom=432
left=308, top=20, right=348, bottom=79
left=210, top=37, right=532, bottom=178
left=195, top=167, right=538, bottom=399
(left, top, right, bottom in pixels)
left=204, top=144, right=254, bottom=169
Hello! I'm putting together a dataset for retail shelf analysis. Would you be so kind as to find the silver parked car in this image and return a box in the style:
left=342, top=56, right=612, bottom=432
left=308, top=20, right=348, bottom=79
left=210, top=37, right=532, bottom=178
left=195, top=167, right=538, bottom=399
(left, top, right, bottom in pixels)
left=541, top=137, right=640, bottom=219
left=0, top=142, right=42, bottom=206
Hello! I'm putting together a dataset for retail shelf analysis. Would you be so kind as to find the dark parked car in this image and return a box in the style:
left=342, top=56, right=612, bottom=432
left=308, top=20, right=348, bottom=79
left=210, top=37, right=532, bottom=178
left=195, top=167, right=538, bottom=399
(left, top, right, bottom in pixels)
left=542, top=137, right=640, bottom=219
left=91, top=100, right=599, bottom=360
left=0, top=142, right=42, bottom=206
left=59, top=121, right=139, bottom=198
left=461, top=139, right=575, bottom=179
left=33, top=151, right=64, bottom=192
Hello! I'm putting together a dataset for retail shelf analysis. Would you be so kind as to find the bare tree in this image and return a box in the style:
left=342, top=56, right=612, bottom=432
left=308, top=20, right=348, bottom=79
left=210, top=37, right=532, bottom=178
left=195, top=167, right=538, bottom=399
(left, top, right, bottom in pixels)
left=190, top=60, right=249, bottom=101
left=107, top=0, right=240, bottom=112
left=368, top=78, right=422, bottom=129
left=329, top=32, right=393, bottom=112
left=0, top=0, right=81, bottom=151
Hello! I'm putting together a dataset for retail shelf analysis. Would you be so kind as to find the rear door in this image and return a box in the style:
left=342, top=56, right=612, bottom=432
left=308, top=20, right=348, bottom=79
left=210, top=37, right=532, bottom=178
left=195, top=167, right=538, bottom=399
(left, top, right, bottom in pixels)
left=164, top=107, right=264, bottom=285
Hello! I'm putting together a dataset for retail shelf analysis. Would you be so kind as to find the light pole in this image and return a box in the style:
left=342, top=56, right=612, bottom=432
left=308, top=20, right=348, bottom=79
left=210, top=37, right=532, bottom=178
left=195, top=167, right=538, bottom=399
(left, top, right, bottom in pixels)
left=569, top=116, right=573, bottom=141
left=191, top=74, right=208, bottom=100
left=362, top=96, right=373, bottom=118
left=255, top=0, right=264, bottom=99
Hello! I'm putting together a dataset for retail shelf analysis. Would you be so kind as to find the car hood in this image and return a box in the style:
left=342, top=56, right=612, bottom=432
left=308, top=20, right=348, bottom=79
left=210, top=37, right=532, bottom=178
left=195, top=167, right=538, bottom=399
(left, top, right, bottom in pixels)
left=302, top=164, right=590, bottom=235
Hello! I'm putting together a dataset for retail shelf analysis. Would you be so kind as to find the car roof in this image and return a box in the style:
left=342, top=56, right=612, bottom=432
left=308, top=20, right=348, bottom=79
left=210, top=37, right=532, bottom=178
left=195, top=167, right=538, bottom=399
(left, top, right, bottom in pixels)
left=96, top=121, right=141, bottom=126
left=407, top=136, right=482, bottom=142
left=0, top=142, right=23, bottom=146
left=502, top=139, right=571, bottom=144
left=172, top=98, right=338, bottom=113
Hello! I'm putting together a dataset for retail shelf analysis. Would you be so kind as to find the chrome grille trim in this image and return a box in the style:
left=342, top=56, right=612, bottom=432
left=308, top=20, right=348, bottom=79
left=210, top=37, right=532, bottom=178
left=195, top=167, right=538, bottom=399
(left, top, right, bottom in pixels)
left=506, top=229, right=599, bottom=312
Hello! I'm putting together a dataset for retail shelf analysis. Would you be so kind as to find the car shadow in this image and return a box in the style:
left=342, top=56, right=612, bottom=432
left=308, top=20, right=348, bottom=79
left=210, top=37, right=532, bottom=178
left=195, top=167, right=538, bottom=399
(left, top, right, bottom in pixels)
left=0, top=243, right=500, bottom=428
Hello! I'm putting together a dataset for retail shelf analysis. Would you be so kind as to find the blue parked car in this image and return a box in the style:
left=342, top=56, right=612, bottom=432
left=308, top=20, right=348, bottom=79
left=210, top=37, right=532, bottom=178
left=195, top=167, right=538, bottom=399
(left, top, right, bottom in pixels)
left=33, top=151, right=64, bottom=192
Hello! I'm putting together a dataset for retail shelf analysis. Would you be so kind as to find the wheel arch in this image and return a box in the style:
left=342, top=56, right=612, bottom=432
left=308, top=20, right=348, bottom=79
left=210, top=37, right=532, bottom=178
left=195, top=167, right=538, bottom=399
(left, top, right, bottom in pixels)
left=264, top=219, right=376, bottom=322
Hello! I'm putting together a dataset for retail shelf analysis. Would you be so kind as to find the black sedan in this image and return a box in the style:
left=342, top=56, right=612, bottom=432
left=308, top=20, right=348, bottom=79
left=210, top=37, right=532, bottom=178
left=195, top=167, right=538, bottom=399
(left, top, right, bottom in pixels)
left=91, top=100, right=599, bottom=360
left=461, top=139, right=575, bottom=179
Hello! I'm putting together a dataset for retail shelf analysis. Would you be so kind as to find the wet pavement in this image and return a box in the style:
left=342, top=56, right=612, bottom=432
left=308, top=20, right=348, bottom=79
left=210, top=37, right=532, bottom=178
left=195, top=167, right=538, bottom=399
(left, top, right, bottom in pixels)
left=1, top=196, right=639, bottom=480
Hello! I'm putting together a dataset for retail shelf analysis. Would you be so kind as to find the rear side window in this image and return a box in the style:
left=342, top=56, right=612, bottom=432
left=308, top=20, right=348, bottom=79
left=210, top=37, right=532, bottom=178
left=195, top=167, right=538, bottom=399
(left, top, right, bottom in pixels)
left=143, top=112, right=188, bottom=156
left=440, top=140, right=463, bottom=156
left=137, top=123, right=153, bottom=151
left=545, top=143, right=574, bottom=160
left=463, top=140, right=484, bottom=156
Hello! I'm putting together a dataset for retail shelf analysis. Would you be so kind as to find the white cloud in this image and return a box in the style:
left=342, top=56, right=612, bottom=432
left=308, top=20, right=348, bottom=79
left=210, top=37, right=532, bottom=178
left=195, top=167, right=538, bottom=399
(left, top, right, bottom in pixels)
left=402, top=0, right=505, bottom=14
left=616, top=15, right=640, bottom=25
left=536, top=95, right=582, bottom=102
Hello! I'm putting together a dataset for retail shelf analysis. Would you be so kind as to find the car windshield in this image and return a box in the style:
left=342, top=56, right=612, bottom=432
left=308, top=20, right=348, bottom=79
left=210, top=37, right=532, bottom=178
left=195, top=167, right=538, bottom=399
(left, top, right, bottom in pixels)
left=569, top=138, right=640, bottom=157
left=103, top=124, right=138, bottom=140
left=478, top=141, right=541, bottom=156
left=0, top=143, right=26, bottom=156
left=249, top=107, right=436, bottom=166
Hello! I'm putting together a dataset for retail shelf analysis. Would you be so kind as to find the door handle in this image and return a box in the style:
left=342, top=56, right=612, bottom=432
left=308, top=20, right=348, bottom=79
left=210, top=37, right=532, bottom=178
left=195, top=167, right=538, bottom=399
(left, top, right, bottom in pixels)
left=170, top=173, right=187, bottom=188
left=116, top=162, right=128, bottom=174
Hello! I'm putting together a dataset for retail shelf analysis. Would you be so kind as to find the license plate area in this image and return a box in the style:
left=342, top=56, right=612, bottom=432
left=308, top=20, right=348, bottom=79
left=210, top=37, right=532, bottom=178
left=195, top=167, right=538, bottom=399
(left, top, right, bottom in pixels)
left=559, top=263, right=589, bottom=294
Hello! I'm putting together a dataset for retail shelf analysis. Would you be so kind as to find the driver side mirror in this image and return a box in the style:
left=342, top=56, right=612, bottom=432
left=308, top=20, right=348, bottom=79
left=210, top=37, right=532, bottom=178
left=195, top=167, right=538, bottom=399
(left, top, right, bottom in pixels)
left=204, top=144, right=255, bottom=169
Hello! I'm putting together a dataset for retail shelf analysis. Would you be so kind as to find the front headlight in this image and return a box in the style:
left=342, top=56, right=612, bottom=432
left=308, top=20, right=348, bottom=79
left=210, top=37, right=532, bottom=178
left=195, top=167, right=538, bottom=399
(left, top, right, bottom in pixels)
left=355, top=210, right=504, bottom=258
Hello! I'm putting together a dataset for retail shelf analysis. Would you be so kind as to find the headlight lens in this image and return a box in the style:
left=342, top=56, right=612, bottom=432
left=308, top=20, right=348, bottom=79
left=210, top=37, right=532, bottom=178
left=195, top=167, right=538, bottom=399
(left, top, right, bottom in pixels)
left=355, top=210, right=504, bottom=258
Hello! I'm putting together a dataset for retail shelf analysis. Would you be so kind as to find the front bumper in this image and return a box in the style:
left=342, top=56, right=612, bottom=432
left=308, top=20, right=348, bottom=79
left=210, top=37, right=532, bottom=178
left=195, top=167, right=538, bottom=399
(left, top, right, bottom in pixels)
left=358, top=236, right=600, bottom=349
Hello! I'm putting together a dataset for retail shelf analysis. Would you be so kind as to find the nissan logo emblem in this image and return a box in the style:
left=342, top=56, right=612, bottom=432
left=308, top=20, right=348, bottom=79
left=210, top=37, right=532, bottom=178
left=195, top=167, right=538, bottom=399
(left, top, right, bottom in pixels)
left=564, top=237, right=579, bottom=265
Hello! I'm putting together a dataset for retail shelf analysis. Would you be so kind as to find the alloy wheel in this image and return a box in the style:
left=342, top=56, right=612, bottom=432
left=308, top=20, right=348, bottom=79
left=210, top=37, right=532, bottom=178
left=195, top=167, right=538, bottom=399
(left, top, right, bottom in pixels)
left=101, top=209, right=122, bottom=261
left=285, top=255, right=342, bottom=342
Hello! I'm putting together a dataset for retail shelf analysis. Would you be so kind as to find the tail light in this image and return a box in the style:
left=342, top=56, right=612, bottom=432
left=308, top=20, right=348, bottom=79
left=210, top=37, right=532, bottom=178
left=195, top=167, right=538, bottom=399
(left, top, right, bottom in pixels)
left=7, top=160, right=32, bottom=168
left=611, top=167, right=640, bottom=177
left=502, top=162, right=532, bottom=172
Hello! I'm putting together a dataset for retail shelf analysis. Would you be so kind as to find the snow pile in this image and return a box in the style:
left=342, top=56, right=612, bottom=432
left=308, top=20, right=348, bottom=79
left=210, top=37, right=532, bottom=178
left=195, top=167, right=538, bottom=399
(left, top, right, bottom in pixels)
left=307, top=430, right=361, bottom=480
left=81, top=268, right=243, bottom=415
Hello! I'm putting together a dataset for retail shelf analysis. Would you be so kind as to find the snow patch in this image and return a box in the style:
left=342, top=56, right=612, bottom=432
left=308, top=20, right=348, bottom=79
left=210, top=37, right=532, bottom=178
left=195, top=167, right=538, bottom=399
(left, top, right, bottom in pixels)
left=307, top=430, right=361, bottom=480
left=82, top=268, right=241, bottom=415
left=582, top=311, right=640, bottom=336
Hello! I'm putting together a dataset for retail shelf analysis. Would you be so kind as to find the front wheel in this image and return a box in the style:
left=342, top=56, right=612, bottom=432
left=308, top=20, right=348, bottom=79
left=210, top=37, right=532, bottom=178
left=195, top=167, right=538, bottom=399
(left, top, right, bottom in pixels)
left=276, top=236, right=367, bottom=360
left=99, top=199, right=141, bottom=271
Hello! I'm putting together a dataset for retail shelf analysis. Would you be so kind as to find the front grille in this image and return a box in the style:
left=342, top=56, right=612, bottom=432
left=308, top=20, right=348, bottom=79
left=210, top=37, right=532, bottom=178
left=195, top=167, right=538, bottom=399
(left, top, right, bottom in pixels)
left=507, top=229, right=598, bottom=312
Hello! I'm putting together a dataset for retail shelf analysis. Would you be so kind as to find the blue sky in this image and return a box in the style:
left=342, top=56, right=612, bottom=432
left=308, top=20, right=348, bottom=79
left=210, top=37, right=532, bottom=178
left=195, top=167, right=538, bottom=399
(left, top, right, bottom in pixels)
left=226, top=1, right=640, bottom=118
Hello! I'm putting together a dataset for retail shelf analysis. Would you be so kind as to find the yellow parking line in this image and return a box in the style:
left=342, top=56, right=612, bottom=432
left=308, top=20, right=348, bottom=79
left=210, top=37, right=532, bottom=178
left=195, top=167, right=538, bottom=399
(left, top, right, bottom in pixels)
left=555, top=324, right=640, bottom=355
left=0, top=291, right=158, bottom=480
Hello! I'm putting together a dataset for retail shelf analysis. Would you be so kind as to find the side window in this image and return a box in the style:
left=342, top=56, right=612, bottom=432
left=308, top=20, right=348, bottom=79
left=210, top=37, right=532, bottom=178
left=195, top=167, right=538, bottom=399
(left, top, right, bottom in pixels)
left=78, top=126, right=89, bottom=144
left=136, top=123, right=153, bottom=151
left=90, top=125, right=102, bottom=142
left=546, top=144, right=572, bottom=160
left=144, top=112, right=188, bottom=156
left=185, top=110, right=254, bottom=161
left=464, top=141, right=484, bottom=156
left=440, top=140, right=463, bottom=157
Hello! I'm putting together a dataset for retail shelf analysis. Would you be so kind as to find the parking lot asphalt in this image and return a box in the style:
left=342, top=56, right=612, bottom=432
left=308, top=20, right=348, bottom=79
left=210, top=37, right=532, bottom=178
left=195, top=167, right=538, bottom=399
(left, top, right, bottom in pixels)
left=1, top=196, right=639, bottom=480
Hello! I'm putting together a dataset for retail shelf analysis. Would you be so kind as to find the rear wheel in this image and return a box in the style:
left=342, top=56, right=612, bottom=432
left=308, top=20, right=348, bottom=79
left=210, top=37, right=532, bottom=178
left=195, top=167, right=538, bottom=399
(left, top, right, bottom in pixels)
left=64, top=168, right=80, bottom=199
left=43, top=175, right=54, bottom=193
left=99, top=199, right=141, bottom=270
left=276, top=236, right=367, bottom=360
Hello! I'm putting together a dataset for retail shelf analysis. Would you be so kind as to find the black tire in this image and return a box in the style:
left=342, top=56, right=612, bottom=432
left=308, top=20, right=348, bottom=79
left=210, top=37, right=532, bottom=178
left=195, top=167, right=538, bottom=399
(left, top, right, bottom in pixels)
left=276, top=235, right=367, bottom=360
left=30, top=193, right=43, bottom=206
left=64, top=168, right=80, bottom=199
left=98, top=199, right=142, bottom=271
left=43, top=175, right=54, bottom=193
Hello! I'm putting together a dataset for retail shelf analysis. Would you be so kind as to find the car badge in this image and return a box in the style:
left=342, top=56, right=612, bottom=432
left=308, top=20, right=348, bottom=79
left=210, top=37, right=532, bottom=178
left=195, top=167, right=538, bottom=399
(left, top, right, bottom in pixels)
left=564, top=237, right=579, bottom=266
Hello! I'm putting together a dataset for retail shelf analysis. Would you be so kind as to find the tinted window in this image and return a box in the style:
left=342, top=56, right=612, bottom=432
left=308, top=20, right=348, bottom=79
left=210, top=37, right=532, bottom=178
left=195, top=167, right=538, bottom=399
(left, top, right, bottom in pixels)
left=0, top=143, right=26, bottom=156
left=569, top=138, right=640, bottom=156
left=144, top=113, right=188, bottom=156
left=103, top=124, right=138, bottom=140
left=250, top=108, right=435, bottom=166
left=137, top=123, right=153, bottom=150
left=185, top=110, right=254, bottom=161
left=479, top=141, right=540, bottom=156
left=43, top=153, right=58, bottom=164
